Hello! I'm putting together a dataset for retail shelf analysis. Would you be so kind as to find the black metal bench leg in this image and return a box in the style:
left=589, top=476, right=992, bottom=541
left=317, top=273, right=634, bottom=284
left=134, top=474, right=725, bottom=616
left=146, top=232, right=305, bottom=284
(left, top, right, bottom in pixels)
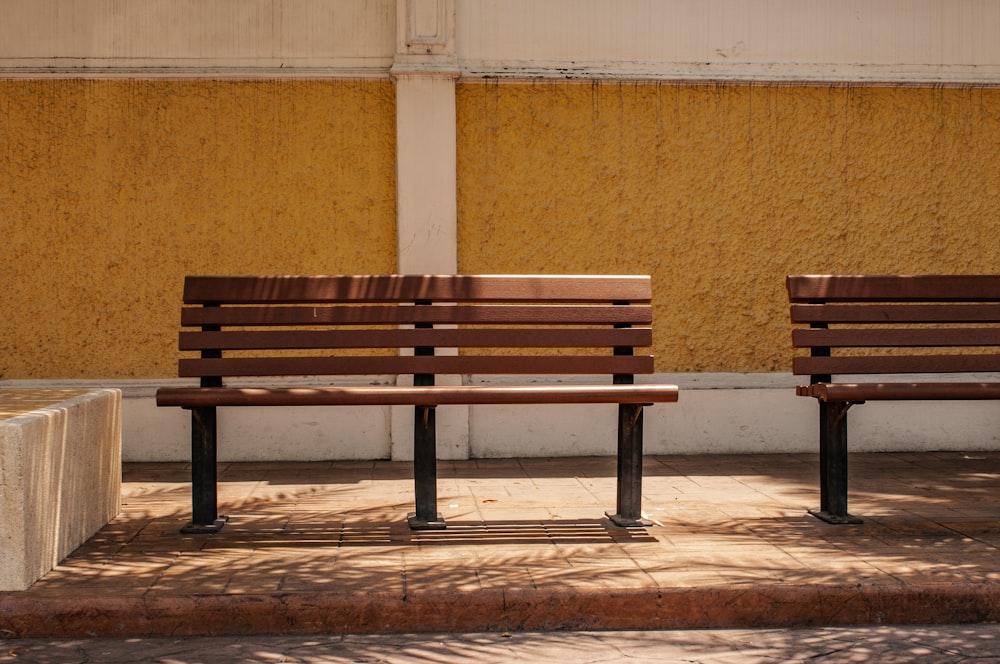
left=408, top=405, right=445, bottom=530
left=182, top=406, right=228, bottom=534
left=809, top=400, right=862, bottom=525
left=607, top=403, right=652, bottom=527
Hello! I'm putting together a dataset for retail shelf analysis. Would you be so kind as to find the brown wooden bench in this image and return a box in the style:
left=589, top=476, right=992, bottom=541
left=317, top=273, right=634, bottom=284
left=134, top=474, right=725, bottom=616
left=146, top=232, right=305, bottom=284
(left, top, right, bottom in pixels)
left=156, top=274, right=679, bottom=533
left=788, top=274, right=1000, bottom=524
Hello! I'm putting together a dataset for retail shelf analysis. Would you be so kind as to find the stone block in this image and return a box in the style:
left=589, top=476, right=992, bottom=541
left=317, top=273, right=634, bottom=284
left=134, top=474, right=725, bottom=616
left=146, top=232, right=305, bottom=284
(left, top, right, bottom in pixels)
left=0, top=389, right=121, bottom=591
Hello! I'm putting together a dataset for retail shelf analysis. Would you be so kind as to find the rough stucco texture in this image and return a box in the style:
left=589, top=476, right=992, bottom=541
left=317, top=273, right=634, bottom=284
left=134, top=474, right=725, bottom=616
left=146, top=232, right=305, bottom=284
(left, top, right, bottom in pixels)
left=456, top=82, right=1000, bottom=373
left=2, top=79, right=397, bottom=379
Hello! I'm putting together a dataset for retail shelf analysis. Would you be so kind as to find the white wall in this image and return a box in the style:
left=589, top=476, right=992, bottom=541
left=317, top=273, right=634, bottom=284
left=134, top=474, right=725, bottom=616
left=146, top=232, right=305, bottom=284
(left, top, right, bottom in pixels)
left=457, top=0, right=1000, bottom=83
left=4, top=376, right=997, bottom=461
left=0, top=0, right=395, bottom=74
left=101, top=375, right=1000, bottom=461
left=3, top=0, right=1000, bottom=83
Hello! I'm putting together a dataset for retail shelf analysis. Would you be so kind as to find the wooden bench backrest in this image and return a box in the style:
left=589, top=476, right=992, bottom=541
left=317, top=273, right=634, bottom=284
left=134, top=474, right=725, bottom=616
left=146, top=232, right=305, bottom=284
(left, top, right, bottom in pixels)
left=787, top=274, right=1000, bottom=380
left=178, top=275, right=655, bottom=382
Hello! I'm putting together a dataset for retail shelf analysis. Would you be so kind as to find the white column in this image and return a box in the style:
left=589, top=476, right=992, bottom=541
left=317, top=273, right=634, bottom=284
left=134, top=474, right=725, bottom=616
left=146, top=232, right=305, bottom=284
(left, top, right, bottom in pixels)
left=392, top=0, right=459, bottom=276
left=393, top=69, right=459, bottom=274
left=390, top=0, right=468, bottom=461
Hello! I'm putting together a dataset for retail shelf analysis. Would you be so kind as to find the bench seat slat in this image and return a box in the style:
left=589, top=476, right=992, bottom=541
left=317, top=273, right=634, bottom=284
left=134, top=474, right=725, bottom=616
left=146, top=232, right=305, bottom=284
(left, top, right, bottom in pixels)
left=797, top=382, right=1000, bottom=402
left=156, top=384, right=679, bottom=408
left=791, top=303, right=1000, bottom=324
left=793, top=354, right=1000, bottom=375
left=179, top=355, right=655, bottom=378
left=180, top=328, right=653, bottom=351
left=181, top=304, right=654, bottom=327
left=793, top=328, right=1000, bottom=348
left=183, top=275, right=653, bottom=305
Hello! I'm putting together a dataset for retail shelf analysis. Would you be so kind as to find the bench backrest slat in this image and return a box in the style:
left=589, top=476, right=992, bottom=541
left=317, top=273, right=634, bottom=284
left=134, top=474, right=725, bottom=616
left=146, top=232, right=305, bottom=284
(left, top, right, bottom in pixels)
left=787, top=275, right=1000, bottom=302
left=181, top=304, right=653, bottom=327
left=791, top=303, right=1000, bottom=324
left=794, top=354, right=1000, bottom=376
left=787, top=274, right=1000, bottom=378
left=793, top=328, right=1000, bottom=348
left=183, top=275, right=653, bottom=305
left=175, top=274, right=656, bottom=382
left=180, top=328, right=653, bottom=351
left=179, top=355, right=655, bottom=378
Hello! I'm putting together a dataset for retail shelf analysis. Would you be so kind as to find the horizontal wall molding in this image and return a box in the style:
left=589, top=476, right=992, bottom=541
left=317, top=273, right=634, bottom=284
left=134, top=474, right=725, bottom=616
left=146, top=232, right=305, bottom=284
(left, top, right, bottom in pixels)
left=461, top=62, right=1000, bottom=87
left=6, top=65, right=1000, bottom=87
left=6, top=70, right=1000, bottom=88
left=0, top=66, right=393, bottom=80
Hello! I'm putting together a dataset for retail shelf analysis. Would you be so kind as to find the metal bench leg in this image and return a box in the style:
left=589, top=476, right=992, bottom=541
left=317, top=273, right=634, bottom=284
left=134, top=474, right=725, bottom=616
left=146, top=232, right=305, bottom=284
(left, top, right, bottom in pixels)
left=408, top=405, right=445, bottom=530
left=809, top=401, right=863, bottom=525
left=183, top=406, right=228, bottom=534
left=607, top=403, right=651, bottom=527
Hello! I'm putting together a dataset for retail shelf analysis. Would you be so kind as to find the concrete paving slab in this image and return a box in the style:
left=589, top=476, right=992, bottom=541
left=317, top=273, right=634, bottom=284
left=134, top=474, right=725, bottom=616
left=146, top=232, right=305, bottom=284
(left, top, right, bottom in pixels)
left=2, top=453, right=1000, bottom=639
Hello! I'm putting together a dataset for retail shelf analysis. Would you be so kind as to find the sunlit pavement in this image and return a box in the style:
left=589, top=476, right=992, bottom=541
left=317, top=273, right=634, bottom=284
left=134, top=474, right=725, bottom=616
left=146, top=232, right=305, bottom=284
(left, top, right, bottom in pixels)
left=2, top=453, right=1000, bottom=640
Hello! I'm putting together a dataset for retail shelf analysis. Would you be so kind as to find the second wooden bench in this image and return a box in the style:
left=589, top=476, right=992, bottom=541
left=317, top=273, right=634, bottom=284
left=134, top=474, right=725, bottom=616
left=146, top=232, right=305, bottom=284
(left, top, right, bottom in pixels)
left=788, top=274, right=1000, bottom=524
left=156, top=274, right=679, bottom=533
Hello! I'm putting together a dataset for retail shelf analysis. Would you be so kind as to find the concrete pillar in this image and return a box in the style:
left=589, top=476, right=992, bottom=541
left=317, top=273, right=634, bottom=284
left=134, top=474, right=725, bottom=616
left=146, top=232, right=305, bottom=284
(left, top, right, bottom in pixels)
left=390, top=0, right=468, bottom=461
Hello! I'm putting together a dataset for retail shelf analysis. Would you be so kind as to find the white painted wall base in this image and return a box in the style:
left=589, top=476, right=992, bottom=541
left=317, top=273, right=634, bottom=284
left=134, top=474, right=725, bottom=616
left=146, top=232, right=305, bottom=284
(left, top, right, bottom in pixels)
left=4, top=376, right=997, bottom=462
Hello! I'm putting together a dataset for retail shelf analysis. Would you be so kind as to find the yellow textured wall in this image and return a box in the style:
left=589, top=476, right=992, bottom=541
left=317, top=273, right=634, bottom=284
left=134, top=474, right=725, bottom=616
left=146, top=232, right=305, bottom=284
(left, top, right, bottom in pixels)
left=6, top=80, right=1000, bottom=379
left=2, top=79, right=397, bottom=379
left=457, top=82, right=1000, bottom=372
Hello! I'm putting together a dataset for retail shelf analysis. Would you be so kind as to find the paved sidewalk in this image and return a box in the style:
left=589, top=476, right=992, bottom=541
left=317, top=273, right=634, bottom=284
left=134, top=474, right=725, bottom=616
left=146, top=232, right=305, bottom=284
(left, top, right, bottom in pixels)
left=2, top=453, right=1000, bottom=638
left=5, top=625, right=1000, bottom=663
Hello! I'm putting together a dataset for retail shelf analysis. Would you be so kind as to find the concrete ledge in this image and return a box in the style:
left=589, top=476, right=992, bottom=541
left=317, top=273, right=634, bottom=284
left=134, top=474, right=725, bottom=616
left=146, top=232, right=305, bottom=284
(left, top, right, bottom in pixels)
left=0, top=389, right=122, bottom=591
left=3, top=583, right=1000, bottom=638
